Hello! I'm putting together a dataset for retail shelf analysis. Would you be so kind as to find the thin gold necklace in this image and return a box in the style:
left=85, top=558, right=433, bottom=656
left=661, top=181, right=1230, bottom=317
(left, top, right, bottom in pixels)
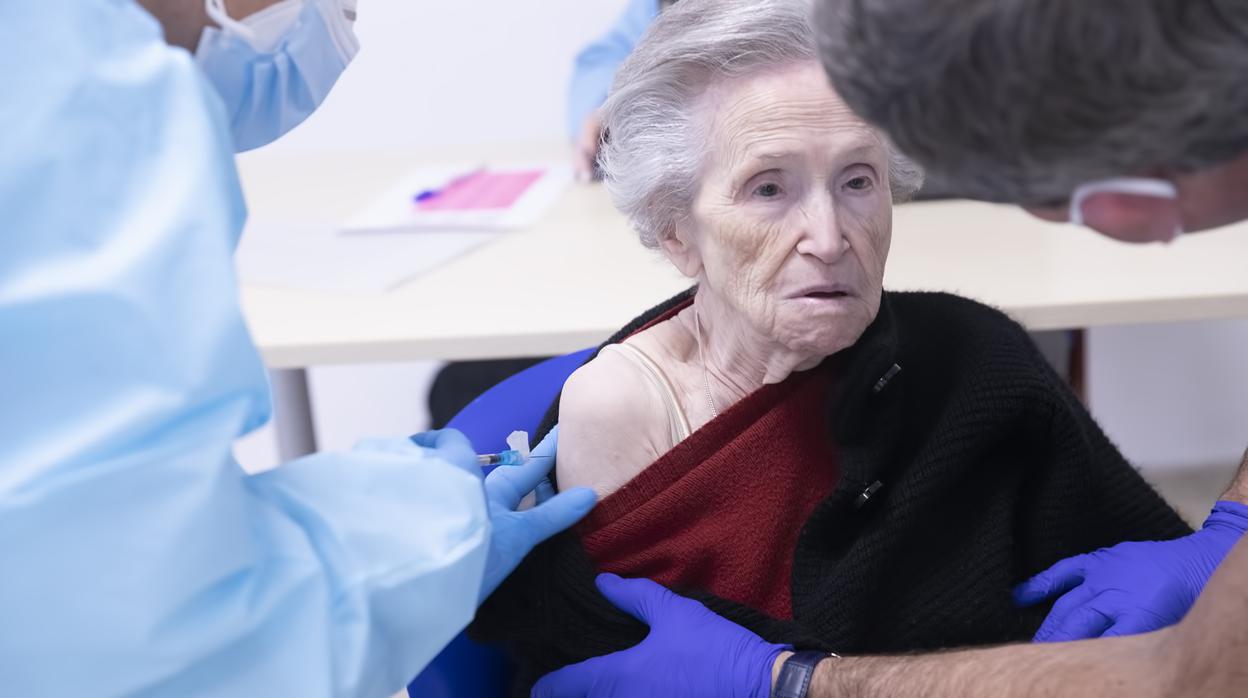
left=694, top=304, right=720, bottom=419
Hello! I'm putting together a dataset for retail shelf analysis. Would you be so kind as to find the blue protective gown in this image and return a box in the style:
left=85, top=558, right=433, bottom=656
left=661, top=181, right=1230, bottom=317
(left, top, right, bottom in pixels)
left=0, top=2, right=488, bottom=696
left=566, top=0, right=660, bottom=139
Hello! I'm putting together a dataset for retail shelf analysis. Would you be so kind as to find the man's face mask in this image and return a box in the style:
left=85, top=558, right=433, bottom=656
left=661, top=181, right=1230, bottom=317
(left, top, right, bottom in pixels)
left=1068, top=177, right=1183, bottom=244
left=195, top=0, right=359, bottom=152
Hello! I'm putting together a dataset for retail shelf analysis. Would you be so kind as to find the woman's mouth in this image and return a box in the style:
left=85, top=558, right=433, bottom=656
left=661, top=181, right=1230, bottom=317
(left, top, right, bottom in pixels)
left=790, top=284, right=854, bottom=300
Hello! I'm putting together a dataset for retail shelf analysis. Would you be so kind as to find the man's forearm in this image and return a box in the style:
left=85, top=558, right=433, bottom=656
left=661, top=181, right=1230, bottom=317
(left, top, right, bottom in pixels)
left=807, top=536, right=1248, bottom=698
left=807, top=633, right=1168, bottom=698
left=1220, top=446, right=1248, bottom=503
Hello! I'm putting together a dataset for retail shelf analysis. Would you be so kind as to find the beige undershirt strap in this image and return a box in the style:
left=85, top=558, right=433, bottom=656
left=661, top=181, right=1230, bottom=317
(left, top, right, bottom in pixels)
left=600, top=342, right=693, bottom=445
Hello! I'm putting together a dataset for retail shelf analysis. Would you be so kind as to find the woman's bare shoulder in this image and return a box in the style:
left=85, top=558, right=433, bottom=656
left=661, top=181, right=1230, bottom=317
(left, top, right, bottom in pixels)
left=556, top=347, right=673, bottom=498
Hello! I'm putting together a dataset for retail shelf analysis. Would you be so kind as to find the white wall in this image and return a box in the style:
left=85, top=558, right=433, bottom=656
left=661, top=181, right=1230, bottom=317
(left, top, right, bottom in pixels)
left=1089, top=320, right=1248, bottom=471
left=235, top=0, right=1248, bottom=478
left=267, top=0, right=625, bottom=152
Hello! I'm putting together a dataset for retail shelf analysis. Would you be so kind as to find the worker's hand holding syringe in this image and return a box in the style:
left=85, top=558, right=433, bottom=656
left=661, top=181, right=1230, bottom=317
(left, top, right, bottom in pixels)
left=411, top=426, right=597, bottom=604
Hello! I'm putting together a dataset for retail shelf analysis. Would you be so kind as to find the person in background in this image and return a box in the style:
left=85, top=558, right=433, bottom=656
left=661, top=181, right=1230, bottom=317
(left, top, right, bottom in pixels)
left=532, top=0, right=1248, bottom=695
left=0, top=1, right=593, bottom=696
left=567, top=0, right=673, bottom=181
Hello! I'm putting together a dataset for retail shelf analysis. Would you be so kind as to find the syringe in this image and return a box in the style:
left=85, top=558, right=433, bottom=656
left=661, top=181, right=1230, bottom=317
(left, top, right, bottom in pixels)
left=477, top=449, right=528, bottom=466
left=476, top=430, right=533, bottom=468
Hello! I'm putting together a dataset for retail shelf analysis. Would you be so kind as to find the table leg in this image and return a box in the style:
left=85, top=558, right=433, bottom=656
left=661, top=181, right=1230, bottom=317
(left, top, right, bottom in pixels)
left=1029, top=329, right=1087, bottom=403
left=270, top=368, right=318, bottom=461
left=1069, top=328, right=1087, bottom=404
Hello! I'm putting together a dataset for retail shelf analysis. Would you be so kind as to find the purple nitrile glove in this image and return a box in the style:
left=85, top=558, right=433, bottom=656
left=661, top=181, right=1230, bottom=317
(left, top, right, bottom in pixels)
left=1015, top=500, right=1248, bottom=642
left=531, top=573, right=790, bottom=698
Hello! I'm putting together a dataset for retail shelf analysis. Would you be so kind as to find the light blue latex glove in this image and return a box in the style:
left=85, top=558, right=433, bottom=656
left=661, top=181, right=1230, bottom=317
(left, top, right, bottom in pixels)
left=1015, top=500, right=1248, bottom=642
left=479, top=426, right=597, bottom=603
left=532, top=574, right=790, bottom=698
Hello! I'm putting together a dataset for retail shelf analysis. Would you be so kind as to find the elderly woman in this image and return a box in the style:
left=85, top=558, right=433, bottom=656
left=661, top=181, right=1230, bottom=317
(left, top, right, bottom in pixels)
left=472, top=0, right=1189, bottom=690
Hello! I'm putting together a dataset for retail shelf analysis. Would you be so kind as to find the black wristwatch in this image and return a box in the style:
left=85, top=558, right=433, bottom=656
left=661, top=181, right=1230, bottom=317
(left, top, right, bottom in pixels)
left=773, top=650, right=837, bottom=698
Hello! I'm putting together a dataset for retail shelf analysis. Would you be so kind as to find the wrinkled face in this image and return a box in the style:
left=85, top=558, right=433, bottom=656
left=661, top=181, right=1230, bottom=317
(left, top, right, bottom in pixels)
left=666, top=61, right=893, bottom=356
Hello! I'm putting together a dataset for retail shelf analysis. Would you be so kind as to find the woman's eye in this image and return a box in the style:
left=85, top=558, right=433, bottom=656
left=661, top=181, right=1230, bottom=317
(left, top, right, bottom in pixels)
left=753, top=182, right=782, bottom=198
left=846, top=176, right=874, bottom=191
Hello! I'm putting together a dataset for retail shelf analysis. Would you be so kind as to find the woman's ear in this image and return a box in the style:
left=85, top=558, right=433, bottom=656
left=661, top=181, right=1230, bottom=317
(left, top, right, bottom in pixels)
left=658, top=224, right=703, bottom=278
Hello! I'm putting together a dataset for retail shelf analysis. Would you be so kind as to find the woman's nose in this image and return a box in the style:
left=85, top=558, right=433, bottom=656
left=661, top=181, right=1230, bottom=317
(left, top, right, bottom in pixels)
left=795, top=197, right=849, bottom=263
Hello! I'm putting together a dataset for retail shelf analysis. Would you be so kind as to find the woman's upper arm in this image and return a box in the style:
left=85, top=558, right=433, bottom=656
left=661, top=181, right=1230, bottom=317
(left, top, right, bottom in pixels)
left=556, top=351, right=668, bottom=497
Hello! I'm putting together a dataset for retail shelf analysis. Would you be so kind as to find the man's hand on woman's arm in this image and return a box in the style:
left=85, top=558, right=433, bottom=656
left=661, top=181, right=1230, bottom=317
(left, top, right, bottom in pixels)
left=1013, top=500, right=1248, bottom=642
left=531, top=574, right=788, bottom=698
left=806, top=534, right=1248, bottom=698
left=1008, top=445, right=1248, bottom=643
left=531, top=573, right=1173, bottom=698
left=535, top=538, right=1248, bottom=697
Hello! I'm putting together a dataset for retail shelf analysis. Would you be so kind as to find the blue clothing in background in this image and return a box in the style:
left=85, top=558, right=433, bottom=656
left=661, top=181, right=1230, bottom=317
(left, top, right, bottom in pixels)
left=0, top=2, right=488, bottom=696
left=566, top=0, right=660, bottom=139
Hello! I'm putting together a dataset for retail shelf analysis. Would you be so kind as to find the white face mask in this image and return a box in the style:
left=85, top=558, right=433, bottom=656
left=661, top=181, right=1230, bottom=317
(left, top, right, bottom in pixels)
left=195, top=0, right=359, bottom=152
left=1069, top=177, right=1183, bottom=241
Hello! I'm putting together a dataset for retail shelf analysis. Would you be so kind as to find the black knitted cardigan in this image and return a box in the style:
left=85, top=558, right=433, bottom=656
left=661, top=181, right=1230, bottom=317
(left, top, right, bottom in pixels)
left=471, top=289, right=1192, bottom=693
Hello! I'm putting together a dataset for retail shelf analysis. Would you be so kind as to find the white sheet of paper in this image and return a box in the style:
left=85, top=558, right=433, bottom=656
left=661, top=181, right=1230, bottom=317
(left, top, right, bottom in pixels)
left=341, top=163, right=573, bottom=234
left=235, top=220, right=498, bottom=293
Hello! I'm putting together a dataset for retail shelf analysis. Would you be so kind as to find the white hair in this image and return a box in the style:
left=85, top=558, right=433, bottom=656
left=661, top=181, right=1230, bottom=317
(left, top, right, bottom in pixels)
left=599, top=0, right=924, bottom=248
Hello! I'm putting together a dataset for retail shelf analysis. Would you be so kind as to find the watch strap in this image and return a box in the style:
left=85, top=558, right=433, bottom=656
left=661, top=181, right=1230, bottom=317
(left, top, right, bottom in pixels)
left=773, top=650, right=834, bottom=698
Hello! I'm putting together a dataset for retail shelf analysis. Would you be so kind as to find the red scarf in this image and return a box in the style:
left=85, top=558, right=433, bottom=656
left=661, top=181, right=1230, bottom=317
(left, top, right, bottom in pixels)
left=577, top=308, right=841, bottom=619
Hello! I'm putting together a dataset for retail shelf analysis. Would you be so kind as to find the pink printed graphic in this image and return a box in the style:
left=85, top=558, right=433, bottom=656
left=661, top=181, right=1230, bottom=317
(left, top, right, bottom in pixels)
left=417, top=170, right=545, bottom=211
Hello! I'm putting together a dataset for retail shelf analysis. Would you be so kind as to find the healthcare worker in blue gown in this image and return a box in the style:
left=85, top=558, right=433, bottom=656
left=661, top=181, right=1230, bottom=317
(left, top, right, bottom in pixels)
left=0, top=1, right=596, bottom=696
